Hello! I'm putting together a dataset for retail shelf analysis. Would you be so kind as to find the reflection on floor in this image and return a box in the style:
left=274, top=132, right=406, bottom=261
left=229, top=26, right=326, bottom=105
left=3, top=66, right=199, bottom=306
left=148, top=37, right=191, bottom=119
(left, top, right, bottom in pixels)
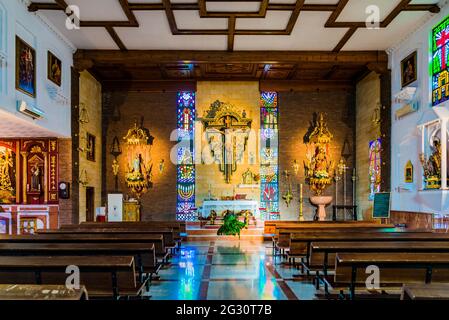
left=149, top=240, right=317, bottom=300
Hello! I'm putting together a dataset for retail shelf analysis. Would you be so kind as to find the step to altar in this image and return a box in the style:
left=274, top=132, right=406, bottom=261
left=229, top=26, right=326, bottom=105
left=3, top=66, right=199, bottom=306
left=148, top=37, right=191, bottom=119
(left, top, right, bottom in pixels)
left=185, top=224, right=265, bottom=241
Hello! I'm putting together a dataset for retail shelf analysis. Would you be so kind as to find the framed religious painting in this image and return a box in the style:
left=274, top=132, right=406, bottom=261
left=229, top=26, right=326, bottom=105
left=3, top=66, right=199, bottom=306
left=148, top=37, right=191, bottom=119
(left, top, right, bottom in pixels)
left=401, top=51, right=417, bottom=88
left=47, top=51, right=62, bottom=86
left=15, top=36, right=36, bottom=97
left=86, top=133, right=96, bottom=162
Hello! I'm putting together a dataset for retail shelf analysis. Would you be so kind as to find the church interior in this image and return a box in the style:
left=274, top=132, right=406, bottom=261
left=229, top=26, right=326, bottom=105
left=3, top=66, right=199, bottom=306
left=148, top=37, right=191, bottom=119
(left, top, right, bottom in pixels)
left=0, top=0, right=449, bottom=302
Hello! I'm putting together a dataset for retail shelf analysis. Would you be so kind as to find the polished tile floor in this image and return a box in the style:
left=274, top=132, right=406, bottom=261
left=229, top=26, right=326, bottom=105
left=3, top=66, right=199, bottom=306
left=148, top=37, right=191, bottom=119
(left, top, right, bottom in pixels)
left=148, top=240, right=317, bottom=300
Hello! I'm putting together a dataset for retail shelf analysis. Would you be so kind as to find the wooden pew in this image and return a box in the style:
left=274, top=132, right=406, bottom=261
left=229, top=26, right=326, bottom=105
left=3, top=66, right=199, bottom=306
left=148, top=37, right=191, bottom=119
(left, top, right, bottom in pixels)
left=401, top=283, right=449, bottom=300
left=39, top=227, right=177, bottom=253
left=290, top=231, right=449, bottom=269
left=276, top=225, right=398, bottom=255
left=0, top=234, right=169, bottom=264
left=0, top=284, right=88, bottom=300
left=273, top=224, right=399, bottom=261
left=310, top=241, right=449, bottom=293
left=75, top=221, right=187, bottom=241
left=0, top=255, right=144, bottom=299
left=264, top=220, right=384, bottom=234
left=335, top=252, right=449, bottom=299
left=0, top=242, right=159, bottom=284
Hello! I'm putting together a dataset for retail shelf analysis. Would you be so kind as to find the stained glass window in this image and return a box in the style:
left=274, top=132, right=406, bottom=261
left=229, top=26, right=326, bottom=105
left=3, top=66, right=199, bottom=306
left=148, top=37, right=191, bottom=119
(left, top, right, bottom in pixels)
left=368, top=139, right=382, bottom=201
left=260, top=92, right=279, bottom=219
left=176, top=92, right=196, bottom=221
left=432, top=14, right=449, bottom=107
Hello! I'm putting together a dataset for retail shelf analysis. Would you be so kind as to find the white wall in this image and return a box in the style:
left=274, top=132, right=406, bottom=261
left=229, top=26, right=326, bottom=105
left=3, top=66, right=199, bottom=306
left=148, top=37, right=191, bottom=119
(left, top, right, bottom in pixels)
left=389, top=2, right=449, bottom=214
left=0, top=0, right=75, bottom=137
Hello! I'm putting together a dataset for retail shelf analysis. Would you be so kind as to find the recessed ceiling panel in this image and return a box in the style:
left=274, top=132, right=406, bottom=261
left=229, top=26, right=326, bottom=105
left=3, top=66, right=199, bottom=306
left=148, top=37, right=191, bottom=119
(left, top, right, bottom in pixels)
left=206, top=2, right=261, bottom=12
left=234, top=11, right=349, bottom=50
left=236, top=11, right=291, bottom=30
left=342, top=11, right=428, bottom=50
left=41, top=11, right=119, bottom=49
left=336, top=0, right=402, bottom=23
left=115, top=11, right=227, bottom=50
left=174, top=10, right=228, bottom=29
left=69, top=0, right=129, bottom=21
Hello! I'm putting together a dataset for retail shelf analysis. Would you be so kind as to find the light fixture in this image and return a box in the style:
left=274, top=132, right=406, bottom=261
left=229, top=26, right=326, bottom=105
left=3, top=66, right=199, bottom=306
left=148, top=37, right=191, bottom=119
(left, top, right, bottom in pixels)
left=78, top=103, right=89, bottom=124
left=78, top=169, right=88, bottom=187
left=110, top=135, right=122, bottom=192
left=292, top=159, right=300, bottom=175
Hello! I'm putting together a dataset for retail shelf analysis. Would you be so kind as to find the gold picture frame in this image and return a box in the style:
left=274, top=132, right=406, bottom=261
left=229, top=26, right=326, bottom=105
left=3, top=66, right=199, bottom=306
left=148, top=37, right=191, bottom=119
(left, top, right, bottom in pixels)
left=401, top=51, right=417, bottom=88
left=405, top=160, right=413, bottom=183
left=47, top=51, right=62, bottom=87
left=15, top=36, right=36, bottom=97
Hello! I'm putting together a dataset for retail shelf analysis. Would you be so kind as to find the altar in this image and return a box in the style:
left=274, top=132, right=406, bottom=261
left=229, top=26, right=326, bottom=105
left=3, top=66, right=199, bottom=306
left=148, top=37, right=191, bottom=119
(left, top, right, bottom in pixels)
left=201, top=200, right=260, bottom=219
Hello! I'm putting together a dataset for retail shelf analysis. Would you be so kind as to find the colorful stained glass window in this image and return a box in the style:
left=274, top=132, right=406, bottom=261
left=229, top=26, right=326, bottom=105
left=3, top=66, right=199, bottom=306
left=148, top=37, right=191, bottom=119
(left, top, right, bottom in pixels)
left=176, top=92, right=196, bottom=221
left=368, top=139, right=382, bottom=201
left=260, top=92, right=279, bottom=219
left=432, top=14, right=449, bottom=107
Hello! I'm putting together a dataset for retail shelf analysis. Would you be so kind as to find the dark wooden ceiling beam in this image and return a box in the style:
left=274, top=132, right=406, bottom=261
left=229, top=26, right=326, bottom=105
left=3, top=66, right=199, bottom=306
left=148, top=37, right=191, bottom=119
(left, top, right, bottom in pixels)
left=404, top=4, right=440, bottom=13
left=74, top=50, right=388, bottom=69
left=106, top=26, right=127, bottom=51
left=102, top=80, right=197, bottom=92
left=260, top=79, right=353, bottom=92
left=228, top=16, right=236, bottom=52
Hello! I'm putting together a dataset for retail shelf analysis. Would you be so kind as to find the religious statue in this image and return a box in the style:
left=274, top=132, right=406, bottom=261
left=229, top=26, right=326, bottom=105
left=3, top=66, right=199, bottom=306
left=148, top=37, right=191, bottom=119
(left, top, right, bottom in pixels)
left=304, top=113, right=335, bottom=221
left=112, top=159, right=119, bottom=176
left=0, top=148, right=13, bottom=200
left=30, top=163, right=41, bottom=192
left=242, top=168, right=254, bottom=185
left=420, top=138, right=442, bottom=189
left=303, top=113, right=335, bottom=195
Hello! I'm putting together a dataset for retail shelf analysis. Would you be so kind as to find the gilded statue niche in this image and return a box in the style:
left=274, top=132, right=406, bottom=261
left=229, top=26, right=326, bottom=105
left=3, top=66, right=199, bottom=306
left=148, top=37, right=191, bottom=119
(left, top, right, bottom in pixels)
left=0, top=145, right=15, bottom=204
left=200, top=100, right=252, bottom=184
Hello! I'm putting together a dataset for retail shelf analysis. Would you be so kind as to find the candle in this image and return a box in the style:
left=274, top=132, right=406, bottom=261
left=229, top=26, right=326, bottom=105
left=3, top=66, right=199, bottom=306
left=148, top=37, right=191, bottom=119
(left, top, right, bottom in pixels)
left=300, top=183, right=303, bottom=199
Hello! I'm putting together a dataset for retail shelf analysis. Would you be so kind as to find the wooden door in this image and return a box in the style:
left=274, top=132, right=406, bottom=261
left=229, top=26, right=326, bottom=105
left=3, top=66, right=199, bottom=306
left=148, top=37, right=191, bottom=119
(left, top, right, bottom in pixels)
left=85, top=187, right=95, bottom=222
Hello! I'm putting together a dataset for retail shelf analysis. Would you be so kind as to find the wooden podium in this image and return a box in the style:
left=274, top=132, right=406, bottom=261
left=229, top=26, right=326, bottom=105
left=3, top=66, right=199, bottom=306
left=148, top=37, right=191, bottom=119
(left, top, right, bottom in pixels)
left=123, top=201, right=141, bottom=222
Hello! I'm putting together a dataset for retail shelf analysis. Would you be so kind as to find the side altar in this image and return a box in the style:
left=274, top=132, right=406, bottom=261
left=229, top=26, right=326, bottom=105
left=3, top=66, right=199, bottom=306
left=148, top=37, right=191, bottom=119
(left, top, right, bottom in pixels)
left=201, top=200, right=260, bottom=219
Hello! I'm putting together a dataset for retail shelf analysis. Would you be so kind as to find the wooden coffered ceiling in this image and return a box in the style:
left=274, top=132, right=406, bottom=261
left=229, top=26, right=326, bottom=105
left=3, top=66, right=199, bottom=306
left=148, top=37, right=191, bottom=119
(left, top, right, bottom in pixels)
left=29, top=0, right=441, bottom=52
left=28, top=0, right=441, bottom=88
left=73, top=50, right=388, bottom=91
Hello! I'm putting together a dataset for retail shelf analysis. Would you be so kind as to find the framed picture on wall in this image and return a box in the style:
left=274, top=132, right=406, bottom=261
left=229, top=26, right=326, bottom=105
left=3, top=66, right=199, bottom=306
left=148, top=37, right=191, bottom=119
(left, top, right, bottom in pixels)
left=86, top=133, right=96, bottom=162
left=401, top=51, right=417, bottom=88
left=15, top=36, right=36, bottom=97
left=47, top=51, right=62, bottom=86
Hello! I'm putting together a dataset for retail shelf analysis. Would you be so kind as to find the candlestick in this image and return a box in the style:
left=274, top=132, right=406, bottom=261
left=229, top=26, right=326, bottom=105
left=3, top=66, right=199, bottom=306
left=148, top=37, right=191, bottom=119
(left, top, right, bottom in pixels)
left=299, top=183, right=304, bottom=221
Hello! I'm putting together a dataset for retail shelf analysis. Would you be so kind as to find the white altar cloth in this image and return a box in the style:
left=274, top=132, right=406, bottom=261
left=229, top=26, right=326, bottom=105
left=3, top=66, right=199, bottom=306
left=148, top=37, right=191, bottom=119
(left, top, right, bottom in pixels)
left=201, top=200, right=260, bottom=218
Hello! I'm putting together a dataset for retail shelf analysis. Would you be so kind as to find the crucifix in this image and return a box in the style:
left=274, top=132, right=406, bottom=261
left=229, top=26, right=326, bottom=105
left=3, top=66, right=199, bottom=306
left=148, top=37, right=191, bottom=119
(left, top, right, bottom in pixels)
left=201, top=100, right=252, bottom=184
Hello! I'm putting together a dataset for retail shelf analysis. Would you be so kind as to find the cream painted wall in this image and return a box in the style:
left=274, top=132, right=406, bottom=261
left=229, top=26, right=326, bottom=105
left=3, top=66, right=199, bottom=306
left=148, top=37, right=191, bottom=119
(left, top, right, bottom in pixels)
left=78, top=71, right=102, bottom=222
left=356, top=72, right=381, bottom=220
left=389, top=3, right=449, bottom=214
left=195, top=81, right=260, bottom=209
left=0, top=0, right=74, bottom=137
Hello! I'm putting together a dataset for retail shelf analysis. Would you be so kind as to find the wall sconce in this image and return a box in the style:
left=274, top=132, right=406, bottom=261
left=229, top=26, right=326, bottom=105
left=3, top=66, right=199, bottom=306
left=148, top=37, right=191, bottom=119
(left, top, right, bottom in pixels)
left=292, top=159, right=300, bottom=175
left=159, top=159, right=165, bottom=174
left=79, top=103, right=90, bottom=124
left=110, top=136, right=122, bottom=192
left=78, top=169, right=88, bottom=187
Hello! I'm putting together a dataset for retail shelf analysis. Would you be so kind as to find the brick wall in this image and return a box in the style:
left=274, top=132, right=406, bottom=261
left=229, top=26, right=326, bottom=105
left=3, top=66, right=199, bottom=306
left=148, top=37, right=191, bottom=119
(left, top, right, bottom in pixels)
left=78, top=71, right=102, bottom=222
left=278, top=90, right=355, bottom=220
left=355, top=71, right=381, bottom=220
left=104, top=91, right=178, bottom=220
left=58, top=138, right=72, bottom=226
left=104, top=87, right=356, bottom=221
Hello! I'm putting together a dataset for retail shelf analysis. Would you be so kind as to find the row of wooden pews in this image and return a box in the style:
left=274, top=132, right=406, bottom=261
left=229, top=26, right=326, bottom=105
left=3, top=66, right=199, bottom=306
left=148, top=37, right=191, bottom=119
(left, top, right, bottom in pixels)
left=0, top=220, right=186, bottom=300
left=265, top=220, right=449, bottom=300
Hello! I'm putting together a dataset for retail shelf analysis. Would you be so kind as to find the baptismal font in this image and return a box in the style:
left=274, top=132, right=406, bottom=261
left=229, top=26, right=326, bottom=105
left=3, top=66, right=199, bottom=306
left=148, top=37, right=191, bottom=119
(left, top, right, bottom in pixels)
left=303, top=113, right=334, bottom=220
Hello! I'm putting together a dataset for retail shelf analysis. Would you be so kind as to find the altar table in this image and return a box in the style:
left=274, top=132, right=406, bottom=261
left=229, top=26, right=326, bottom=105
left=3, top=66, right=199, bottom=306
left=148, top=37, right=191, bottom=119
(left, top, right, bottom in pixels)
left=201, top=200, right=260, bottom=218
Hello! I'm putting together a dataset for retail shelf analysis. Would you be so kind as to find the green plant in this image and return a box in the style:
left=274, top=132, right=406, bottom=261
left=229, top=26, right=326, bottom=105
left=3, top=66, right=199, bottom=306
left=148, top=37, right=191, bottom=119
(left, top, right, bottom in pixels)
left=217, top=212, right=246, bottom=238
